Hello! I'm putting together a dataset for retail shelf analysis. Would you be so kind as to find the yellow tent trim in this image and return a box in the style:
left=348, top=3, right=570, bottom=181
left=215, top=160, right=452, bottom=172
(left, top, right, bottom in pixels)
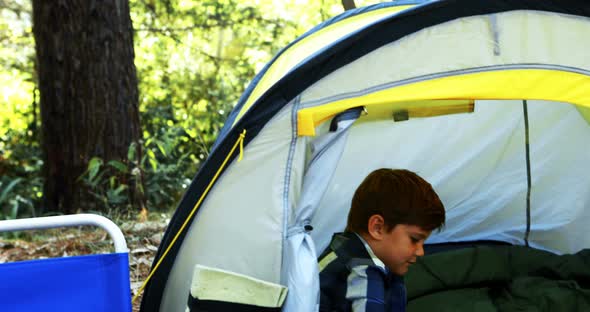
left=297, top=69, right=590, bottom=136
left=355, top=99, right=474, bottom=122
left=232, top=5, right=414, bottom=128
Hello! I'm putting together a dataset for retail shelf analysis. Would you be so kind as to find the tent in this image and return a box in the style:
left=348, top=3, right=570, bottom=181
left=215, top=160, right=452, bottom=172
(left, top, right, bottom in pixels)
left=140, top=0, right=590, bottom=311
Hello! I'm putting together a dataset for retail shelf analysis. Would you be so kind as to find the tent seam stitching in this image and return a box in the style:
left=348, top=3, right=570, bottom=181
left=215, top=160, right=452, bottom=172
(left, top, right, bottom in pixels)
left=280, top=95, right=301, bottom=283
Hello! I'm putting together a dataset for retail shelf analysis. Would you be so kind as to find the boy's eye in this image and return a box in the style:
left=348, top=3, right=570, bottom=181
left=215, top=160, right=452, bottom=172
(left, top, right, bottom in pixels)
left=410, top=236, right=420, bottom=243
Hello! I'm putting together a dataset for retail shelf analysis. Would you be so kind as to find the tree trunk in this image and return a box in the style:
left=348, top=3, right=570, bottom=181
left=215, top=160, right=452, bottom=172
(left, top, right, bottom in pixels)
left=33, top=0, right=143, bottom=214
left=342, top=0, right=356, bottom=11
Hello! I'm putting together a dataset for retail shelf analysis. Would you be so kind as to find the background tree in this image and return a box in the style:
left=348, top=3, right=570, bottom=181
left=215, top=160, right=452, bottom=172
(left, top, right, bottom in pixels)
left=32, top=0, right=144, bottom=214
left=2, top=0, right=386, bottom=219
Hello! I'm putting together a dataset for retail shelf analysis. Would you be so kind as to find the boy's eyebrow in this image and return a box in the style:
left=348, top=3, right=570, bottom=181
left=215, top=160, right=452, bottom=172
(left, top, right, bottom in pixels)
left=410, top=232, right=428, bottom=240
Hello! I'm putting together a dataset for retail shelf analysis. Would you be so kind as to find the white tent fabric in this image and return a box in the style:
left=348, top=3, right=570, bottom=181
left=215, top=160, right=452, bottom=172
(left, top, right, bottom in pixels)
left=160, top=103, right=297, bottom=312
left=526, top=102, right=590, bottom=253
left=282, top=110, right=361, bottom=312
left=311, top=100, right=590, bottom=255
left=301, top=11, right=590, bottom=105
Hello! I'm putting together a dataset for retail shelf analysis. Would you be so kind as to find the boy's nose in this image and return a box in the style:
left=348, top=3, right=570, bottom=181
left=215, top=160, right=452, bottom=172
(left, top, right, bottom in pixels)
left=415, top=243, right=425, bottom=257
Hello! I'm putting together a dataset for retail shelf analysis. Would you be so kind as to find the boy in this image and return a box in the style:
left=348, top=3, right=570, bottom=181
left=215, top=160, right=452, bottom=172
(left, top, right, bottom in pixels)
left=318, top=169, right=445, bottom=312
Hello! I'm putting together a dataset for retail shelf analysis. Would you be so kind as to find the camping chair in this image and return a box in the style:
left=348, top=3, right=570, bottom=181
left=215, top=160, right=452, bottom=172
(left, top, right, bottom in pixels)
left=0, top=214, right=132, bottom=312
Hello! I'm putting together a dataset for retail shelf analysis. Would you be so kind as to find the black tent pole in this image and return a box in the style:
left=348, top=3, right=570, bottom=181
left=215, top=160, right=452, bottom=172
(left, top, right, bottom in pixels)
left=523, top=100, right=532, bottom=247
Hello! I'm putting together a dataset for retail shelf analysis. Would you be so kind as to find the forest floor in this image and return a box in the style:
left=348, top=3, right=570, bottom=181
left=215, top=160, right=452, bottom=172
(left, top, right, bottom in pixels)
left=0, top=212, right=171, bottom=312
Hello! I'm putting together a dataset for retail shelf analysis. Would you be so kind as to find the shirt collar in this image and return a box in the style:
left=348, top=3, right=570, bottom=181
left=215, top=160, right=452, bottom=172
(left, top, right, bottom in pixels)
left=354, top=232, right=387, bottom=271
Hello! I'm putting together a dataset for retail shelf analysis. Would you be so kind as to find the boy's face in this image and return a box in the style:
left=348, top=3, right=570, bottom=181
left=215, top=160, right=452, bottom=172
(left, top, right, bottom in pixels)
left=369, top=223, right=431, bottom=276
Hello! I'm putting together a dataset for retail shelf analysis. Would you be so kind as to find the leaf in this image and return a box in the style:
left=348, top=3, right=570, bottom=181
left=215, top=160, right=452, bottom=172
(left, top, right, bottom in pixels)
left=149, top=158, right=158, bottom=171
left=146, top=149, right=158, bottom=171
left=112, top=184, right=128, bottom=195
left=136, top=183, right=145, bottom=195
left=88, top=171, right=106, bottom=188
left=87, top=157, right=103, bottom=182
left=156, top=142, right=167, bottom=157
left=10, top=199, right=19, bottom=219
left=106, top=183, right=129, bottom=205
left=127, top=142, right=137, bottom=162
left=108, top=160, right=129, bottom=173
left=0, top=178, right=22, bottom=205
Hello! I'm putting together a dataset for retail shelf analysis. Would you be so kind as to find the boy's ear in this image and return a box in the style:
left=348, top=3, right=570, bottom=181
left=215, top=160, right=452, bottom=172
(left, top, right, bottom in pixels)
left=367, top=214, right=385, bottom=241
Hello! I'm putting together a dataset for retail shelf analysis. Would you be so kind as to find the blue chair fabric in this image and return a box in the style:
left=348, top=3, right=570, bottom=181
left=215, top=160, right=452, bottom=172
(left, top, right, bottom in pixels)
left=0, top=252, right=131, bottom=312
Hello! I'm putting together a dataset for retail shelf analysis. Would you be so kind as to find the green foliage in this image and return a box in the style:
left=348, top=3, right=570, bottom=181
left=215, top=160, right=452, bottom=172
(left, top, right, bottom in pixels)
left=0, top=0, right=40, bottom=219
left=78, top=155, right=130, bottom=210
left=0, top=128, right=42, bottom=220
left=1, top=0, right=387, bottom=215
left=0, top=1, right=35, bottom=137
left=127, top=0, right=327, bottom=211
left=77, top=124, right=197, bottom=212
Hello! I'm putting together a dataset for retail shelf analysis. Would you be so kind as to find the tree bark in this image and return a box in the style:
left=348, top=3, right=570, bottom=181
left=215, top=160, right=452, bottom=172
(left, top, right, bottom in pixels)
left=342, top=0, right=356, bottom=11
left=33, top=0, right=143, bottom=214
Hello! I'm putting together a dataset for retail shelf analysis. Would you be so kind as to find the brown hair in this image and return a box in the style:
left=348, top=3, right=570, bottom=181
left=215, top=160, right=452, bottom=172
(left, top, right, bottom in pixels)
left=346, top=168, right=445, bottom=233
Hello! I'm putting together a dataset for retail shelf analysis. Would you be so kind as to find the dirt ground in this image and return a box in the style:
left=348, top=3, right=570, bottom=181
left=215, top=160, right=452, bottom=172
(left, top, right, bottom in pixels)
left=0, top=213, right=170, bottom=312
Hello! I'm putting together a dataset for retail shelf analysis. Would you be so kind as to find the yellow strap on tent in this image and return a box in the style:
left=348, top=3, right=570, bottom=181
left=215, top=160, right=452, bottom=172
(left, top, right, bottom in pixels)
left=297, top=69, right=590, bottom=136
left=238, top=132, right=245, bottom=162
left=132, top=129, right=247, bottom=303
